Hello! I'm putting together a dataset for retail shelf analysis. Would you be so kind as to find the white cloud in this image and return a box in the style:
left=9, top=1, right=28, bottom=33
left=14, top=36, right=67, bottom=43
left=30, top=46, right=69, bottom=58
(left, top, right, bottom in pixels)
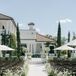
left=65, top=18, right=72, bottom=23
left=56, top=18, right=72, bottom=24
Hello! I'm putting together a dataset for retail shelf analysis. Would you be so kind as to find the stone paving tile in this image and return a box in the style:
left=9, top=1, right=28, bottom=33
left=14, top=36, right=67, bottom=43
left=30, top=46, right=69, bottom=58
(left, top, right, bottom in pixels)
left=27, top=58, right=47, bottom=76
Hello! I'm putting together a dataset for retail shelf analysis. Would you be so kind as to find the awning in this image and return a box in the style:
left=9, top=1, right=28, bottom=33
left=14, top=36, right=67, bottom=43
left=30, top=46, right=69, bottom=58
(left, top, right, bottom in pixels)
left=54, top=45, right=74, bottom=50
left=0, top=45, right=14, bottom=51
left=67, top=39, right=76, bottom=47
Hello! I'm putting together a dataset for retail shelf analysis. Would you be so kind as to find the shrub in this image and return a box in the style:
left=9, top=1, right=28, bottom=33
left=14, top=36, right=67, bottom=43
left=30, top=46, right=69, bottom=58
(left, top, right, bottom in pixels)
left=48, top=70, right=56, bottom=76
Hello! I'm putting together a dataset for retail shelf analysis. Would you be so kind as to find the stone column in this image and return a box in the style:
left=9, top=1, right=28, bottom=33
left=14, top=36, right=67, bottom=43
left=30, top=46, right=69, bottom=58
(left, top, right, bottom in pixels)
left=41, top=42, right=45, bottom=58
left=42, top=43, right=45, bottom=54
left=27, top=43, right=29, bottom=53
left=34, top=43, right=36, bottom=55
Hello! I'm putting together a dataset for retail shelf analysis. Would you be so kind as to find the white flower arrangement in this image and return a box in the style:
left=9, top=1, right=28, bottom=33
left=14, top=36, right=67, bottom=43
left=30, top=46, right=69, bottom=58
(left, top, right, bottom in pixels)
left=44, top=47, right=50, bottom=53
left=4, top=61, right=29, bottom=76
left=5, top=69, right=13, bottom=76
left=45, top=63, right=71, bottom=76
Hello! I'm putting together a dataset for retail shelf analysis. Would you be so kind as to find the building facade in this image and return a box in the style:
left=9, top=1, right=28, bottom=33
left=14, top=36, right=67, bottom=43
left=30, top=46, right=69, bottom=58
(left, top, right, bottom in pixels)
left=0, top=13, right=17, bottom=44
left=0, top=13, right=55, bottom=56
left=20, top=22, right=54, bottom=56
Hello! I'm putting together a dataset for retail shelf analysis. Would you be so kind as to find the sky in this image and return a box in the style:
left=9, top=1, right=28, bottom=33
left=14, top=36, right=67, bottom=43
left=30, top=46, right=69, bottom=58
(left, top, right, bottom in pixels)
left=0, top=0, right=76, bottom=37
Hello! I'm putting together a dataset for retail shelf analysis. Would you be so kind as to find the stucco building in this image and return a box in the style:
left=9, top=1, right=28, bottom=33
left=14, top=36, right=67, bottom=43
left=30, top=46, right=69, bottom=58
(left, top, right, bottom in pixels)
left=0, top=13, right=17, bottom=44
left=20, top=22, right=54, bottom=56
left=0, top=13, right=55, bottom=56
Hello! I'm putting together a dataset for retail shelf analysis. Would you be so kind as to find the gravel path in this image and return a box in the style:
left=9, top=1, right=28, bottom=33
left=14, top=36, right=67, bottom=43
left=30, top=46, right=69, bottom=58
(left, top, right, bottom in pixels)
left=27, top=58, right=47, bottom=76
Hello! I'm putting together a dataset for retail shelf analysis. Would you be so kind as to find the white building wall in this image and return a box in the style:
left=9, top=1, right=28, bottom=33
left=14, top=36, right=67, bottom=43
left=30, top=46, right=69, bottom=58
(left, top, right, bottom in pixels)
left=36, top=42, right=43, bottom=54
left=20, top=30, right=36, bottom=40
left=20, top=25, right=46, bottom=56
left=21, top=39, right=36, bottom=54
left=20, top=29, right=37, bottom=55
left=42, top=42, right=45, bottom=53
left=21, top=40, right=45, bottom=55
left=0, top=20, right=16, bottom=44
left=21, top=40, right=35, bottom=44
left=0, top=20, right=16, bottom=35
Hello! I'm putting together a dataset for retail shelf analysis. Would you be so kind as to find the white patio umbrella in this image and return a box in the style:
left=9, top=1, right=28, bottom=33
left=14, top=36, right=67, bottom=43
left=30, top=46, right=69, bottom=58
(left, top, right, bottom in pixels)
left=67, top=39, right=76, bottom=47
left=0, top=45, right=14, bottom=51
left=54, top=45, right=74, bottom=51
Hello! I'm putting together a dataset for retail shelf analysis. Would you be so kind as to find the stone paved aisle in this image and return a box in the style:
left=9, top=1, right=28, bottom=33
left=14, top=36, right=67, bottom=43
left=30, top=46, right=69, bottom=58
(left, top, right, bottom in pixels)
left=27, top=58, right=47, bottom=76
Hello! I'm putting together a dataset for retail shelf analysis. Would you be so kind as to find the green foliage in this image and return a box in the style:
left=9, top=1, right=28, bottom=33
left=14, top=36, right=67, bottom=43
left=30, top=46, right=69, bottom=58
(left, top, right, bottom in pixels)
left=48, top=70, right=56, bottom=76
left=57, top=50, right=60, bottom=58
left=2, top=60, right=28, bottom=76
left=68, top=32, right=70, bottom=42
left=57, top=22, right=61, bottom=47
left=56, top=22, right=61, bottom=58
left=16, top=23, right=21, bottom=58
left=45, top=42, right=51, bottom=47
left=61, top=50, right=66, bottom=55
left=67, top=50, right=71, bottom=58
left=9, top=33, right=16, bottom=49
left=1, top=26, right=7, bottom=45
left=61, top=37, right=67, bottom=45
left=72, top=32, right=76, bottom=40
left=21, top=73, right=25, bottom=76
left=8, top=33, right=16, bottom=56
left=1, top=26, right=16, bottom=47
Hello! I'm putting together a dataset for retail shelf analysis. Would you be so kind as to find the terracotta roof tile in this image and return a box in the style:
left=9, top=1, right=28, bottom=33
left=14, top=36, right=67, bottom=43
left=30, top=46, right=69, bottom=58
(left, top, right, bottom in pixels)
left=36, top=33, right=53, bottom=42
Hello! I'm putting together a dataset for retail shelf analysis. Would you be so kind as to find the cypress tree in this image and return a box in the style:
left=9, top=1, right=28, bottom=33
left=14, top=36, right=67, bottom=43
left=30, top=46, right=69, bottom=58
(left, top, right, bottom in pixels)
left=72, top=32, right=76, bottom=40
left=67, top=32, right=71, bottom=58
left=57, top=22, right=61, bottom=58
left=57, top=22, right=61, bottom=47
left=68, top=31, right=70, bottom=42
left=1, top=26, right=6, bottom=45
left=16, top=23, right=21, bottom=58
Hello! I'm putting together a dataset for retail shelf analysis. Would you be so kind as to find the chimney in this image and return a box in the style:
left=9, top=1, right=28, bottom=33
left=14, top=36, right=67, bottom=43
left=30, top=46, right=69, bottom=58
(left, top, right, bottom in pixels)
left=28, top=22, right=35, bottom=30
